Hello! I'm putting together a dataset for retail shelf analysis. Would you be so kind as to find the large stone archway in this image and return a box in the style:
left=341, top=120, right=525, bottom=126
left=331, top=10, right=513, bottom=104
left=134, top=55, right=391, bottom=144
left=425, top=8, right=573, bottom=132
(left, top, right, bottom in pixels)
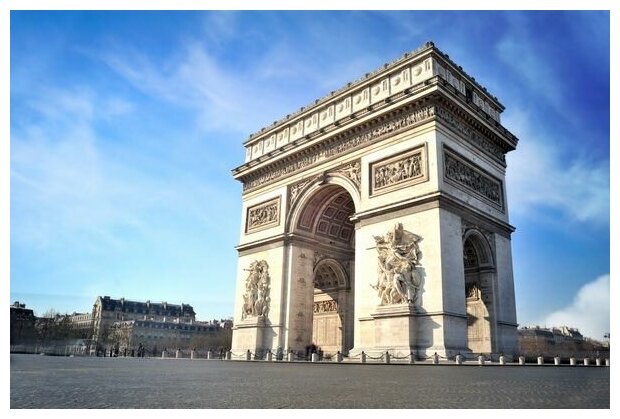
left=231, top=41, right=519, bottom=359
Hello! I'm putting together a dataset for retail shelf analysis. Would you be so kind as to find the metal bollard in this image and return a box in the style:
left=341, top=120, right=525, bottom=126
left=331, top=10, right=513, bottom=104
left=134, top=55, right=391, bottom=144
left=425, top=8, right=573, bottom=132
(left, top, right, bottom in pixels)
left=554, top=356, right=560, bottom=366
left=499, top=355, right=506, bottom=365
left=246, top=350, right=252, bottom=361
left=361, top=351, right=366, bottom=364
left=267, top=351, right=273, bottom=361
left=384, top=351, right=390, bottom=364
left=537, top=356, right=544, bottom=365
left=225, top=351, right=231, bottom=360
left=311, top=353, right=319, bottom=362
left=335, top=351, right=343, bottom=363
left=478, top=355, right=485, bottom=366
left=519, top=356, right=526, bottom=365
left=456, top=354, right=463, bottom=365
left=409, top=352, right=415, bottom=364
left=584, top=358, right=590, bottom=366
left=570, top=357, right=576, bottom=366
left=287, top=352, right=294, bottom=362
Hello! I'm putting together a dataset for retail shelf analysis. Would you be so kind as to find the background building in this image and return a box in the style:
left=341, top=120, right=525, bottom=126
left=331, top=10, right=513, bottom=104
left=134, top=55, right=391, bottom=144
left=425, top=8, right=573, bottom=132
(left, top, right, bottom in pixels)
left=518, top=325, right=609, bottom=361
left=10, top=301, right=36, bottom=347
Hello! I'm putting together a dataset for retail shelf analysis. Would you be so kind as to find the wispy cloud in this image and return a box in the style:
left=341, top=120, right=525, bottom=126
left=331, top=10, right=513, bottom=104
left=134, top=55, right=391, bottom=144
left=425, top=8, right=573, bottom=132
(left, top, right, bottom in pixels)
left=505, top=107, right=609, bottom=226
left=540, top=274, right=610, bottom=340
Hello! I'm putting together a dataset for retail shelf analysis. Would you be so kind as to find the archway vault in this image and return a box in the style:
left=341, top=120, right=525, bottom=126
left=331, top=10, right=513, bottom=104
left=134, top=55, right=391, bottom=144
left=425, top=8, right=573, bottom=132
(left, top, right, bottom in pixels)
left=463, top=228, right=497, bottom=355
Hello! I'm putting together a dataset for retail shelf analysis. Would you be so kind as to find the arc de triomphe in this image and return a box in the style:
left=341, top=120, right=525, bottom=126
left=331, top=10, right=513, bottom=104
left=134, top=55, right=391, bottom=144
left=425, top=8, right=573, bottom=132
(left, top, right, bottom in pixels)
left=230, top=41, right=519, bottom=359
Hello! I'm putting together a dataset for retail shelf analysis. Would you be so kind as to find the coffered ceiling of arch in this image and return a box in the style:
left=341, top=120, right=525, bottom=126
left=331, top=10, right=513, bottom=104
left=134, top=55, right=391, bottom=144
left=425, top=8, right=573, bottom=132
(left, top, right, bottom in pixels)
left=298, top=188, right=355, bottom=244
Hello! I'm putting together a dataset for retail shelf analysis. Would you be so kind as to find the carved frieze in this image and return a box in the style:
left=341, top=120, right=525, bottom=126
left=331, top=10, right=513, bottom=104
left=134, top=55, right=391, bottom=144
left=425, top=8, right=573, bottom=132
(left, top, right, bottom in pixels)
left=370, top=145, right=428, bottom=195
left=242, top=105, right=436, bottom=192
left=335, top=160, right=361, bottom=189
left=313, top=300, right=338, bottom=313
left=371, top=223, right=423, bottom=306
left=436, top=106, right=505, bottom=163
left=245, top=197, right=281, bottom=233
left=444, top=148, right=503, bottom=210
left=241, top=260, right=271, bottom=320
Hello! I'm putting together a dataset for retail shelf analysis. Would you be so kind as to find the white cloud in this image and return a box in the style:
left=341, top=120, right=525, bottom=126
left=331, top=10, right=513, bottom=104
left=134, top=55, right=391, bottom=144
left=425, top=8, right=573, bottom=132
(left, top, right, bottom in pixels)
left=540, top=274, right=610, bottom=340
left=505, top=108, right=609, bottom=226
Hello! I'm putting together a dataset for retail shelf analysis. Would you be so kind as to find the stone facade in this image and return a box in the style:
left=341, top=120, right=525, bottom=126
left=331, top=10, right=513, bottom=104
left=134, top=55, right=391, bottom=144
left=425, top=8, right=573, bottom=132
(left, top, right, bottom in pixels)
left=90, top=296, right=197, bottom=353
left=231, top=41, right=519, bottom=359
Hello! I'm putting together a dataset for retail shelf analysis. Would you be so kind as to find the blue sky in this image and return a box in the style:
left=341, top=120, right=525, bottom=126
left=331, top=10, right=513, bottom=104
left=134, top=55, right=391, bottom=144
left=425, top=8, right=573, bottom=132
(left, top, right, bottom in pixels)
left=5, top=9, right=612, bottom=340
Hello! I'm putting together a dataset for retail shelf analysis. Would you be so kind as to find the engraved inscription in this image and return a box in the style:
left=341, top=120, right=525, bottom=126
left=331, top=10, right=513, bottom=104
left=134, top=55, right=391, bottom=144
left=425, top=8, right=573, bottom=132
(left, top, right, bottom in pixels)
left=245, top=197, right=281, bottom=232
left=371, top=146, right=427, bottom=195
left=444, top=149, right=503, bottom=209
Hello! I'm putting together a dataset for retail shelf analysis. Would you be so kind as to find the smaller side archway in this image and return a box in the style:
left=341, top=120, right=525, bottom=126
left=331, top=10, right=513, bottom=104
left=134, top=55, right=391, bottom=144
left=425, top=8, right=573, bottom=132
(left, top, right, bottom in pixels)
left=462, top=229, right=497, bottom=355
left=312, top=258, right=352, bottom=355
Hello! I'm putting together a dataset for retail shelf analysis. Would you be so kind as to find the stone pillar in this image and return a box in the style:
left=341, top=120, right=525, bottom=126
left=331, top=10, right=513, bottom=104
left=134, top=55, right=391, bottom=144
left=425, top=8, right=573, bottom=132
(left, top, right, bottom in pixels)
left=554, top=356, right=560, bottom=366
left=570, top=357, right=576, bottom=366
left=384, top=351, right=390, bottom=364
left=518, top=356, right=525, bottom=365
left=361, top=351, right=366, bottom=364
left=287, top=351, right=294, bottom=362
left=456, top=354, right=463, bottom=365
left=162, top=350, right=167, bottom=359
left=175, top=350, right=181, bottom=359
left=432, top=353, right=439, bottom=365
left=409, top=352, right=415, bottom=364
left=267, top=351, right=273, bottom=361
left=596, top=358, right=602, bottom=366
left=311, top=353, right=319, bottom=362
left=499, top=355, right=506, bottom=365
left=537, top=356, right=544, bottom=365
left=335, top=352, right=343, bottom=363
left=246, top=350, right=252, bottom=361
left=478, top=355, right=485, bottom=366
left=225, top=351, right=231, bottom=360
left=606, top=359, right=610, bottom=366
left=584, top=358, right=590, bottom=366
left=190, top=350, right=196, bottom=359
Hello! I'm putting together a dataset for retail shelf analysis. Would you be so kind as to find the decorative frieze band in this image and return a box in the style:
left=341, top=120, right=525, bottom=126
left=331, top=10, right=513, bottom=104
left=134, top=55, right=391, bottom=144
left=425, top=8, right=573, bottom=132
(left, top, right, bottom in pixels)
left=313, top=300, right=338, bottom=313
left=435, top=106, right=505, bottom=163
left=243, top=105, right=436, bottom=192
left=245, top=197, right=281, bottom=233
left=443, top=148, right=503, bottom=210
left=370, top=144, right=428, bottom=195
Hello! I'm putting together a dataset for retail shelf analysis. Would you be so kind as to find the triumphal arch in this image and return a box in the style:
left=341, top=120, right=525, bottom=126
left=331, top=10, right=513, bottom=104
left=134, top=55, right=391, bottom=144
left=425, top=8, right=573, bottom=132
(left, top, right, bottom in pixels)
left=231, top=42, right=519, bottom=359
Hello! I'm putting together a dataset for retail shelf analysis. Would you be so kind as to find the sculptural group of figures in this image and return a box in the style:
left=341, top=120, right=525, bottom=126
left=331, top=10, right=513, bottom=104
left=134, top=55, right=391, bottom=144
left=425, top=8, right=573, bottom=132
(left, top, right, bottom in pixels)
left=241, top=260, right=271, bottom=319
left=371, top=223, right=422, bottom=306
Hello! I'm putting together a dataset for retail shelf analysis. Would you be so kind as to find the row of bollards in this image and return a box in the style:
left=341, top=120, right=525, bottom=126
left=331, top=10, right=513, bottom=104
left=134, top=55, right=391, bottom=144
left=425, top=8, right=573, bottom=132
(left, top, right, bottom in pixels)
left=158, top=349, right=609, bottom=366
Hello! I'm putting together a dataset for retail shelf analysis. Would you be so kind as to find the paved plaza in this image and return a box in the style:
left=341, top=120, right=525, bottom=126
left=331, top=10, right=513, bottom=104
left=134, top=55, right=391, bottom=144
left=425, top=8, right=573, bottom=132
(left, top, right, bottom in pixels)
left=10, top=354, right=609, bottom=409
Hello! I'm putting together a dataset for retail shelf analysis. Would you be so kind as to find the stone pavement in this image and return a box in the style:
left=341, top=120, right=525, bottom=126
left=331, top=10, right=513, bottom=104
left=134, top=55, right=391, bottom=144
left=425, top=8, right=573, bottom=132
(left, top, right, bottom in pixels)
left=10, top=354, right=609, bottom=409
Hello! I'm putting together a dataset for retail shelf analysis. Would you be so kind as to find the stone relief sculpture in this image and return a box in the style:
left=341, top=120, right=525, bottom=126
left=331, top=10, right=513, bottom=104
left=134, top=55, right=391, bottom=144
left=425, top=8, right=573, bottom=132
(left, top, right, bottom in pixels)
left=313, top=300, right=338, bottom=313
left=241, top=260, right=271, bottom=320
left=246, top=198, right=280, bottom=232
left=444, top=150, right=502, bottom=207
left=371, top=223, right=422, bottom=306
